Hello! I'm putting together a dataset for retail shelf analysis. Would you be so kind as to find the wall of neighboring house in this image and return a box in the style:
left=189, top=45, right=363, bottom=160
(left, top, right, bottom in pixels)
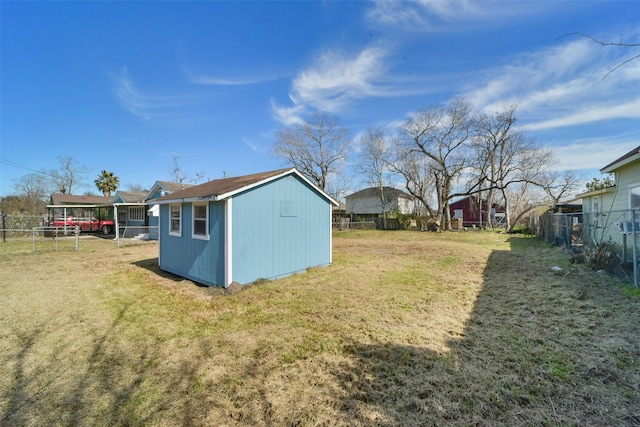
left=147, top=205, right=159, bottom=240
left=581, top=164, right=640, bottom=247
left=159, top=201, right=226, bottom=286
left=346, top=195, right=411, bottom=215
left=397, top=197, right=413, bottom=215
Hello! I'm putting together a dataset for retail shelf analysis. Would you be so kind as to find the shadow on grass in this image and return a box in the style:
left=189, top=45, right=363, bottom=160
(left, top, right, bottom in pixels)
left=334, top=237, right=640, bottom=426
left=132, top=257, right=186, bottom=283
left=1, top=301, right=212, bottom=426
left=3, top=237, right=639, bottom=425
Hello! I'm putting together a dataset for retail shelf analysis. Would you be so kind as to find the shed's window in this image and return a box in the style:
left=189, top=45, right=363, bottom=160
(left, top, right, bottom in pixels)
left=193, top=203, right=209, bottom=240
left=169, top=204, right=181, bottom=236
left=281, top=200, right=297, bottom=217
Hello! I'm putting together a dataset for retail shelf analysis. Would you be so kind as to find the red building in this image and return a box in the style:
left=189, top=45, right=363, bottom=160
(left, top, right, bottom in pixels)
left=449, top=195, right=505, bottom=228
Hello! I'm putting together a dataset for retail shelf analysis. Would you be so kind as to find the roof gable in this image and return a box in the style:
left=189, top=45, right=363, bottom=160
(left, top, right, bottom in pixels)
left=601, top=145, right=640, bottom=173
left=112, top=191, right=147, bottom=204
left=145, top=180, right=195, bottom=201
left=153, top=168, right=338, bottom=206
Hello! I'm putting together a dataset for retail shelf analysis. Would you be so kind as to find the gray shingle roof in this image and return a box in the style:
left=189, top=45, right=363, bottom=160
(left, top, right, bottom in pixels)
left=114, top=191, right=147, bottom=203
left=346, top=187, right=414, bottom=200
left=155, top=169, right=291, bottom=202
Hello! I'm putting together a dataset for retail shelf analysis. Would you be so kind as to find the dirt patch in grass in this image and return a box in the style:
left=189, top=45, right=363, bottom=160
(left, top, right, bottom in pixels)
left=1, top=232, right=639, bottom=426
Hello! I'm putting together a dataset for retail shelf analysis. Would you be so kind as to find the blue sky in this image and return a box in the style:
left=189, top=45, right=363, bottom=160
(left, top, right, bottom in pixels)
left=1, top=1, right=639, bottom=198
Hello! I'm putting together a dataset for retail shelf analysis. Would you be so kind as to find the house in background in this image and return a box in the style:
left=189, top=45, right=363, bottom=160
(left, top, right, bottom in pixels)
left=578, top=145, right=640, bottom=248
left=144, top=181, right=196, bottom=240
left=449, top=195, right=505, bottom=228
left=345, top=187, right=414, bottom=218
left=47, top=194, right=114, bottom=231
left=110, top=181, right=196, bottom=240
left=111, top=191, right=148, bottom=239
left=153, top=168, right=338, bottom=287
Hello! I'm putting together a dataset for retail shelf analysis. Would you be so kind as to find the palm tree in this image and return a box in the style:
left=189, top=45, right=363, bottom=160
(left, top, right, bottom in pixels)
left=94, top=170, right=120, bottom=197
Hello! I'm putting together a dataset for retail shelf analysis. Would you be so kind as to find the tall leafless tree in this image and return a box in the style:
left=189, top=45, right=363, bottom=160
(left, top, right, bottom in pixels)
left=168, top=154, right=205, bottom=184
left=397, top=98, right=474, bottom=229
left=389, top=145, right=436, bottom=217
left=272, top=112, right=350, bottom=193
left=44, top=155, right=89, bottom=195
left=13, top=173, right=51, bottom=214
left=356, top=127, right=394, bottom=226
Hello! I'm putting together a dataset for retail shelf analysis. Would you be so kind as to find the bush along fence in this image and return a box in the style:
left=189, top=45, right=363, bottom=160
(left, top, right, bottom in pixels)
left=539, top=209, right=640, bottom=287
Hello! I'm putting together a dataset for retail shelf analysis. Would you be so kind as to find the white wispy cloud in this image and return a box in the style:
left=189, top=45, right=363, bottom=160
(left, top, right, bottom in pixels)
left=524, top=98, right=640, bottom=131
left=187, top=71, right=280, bottom=86
left=463, top=37, right=640, bottom=131
left=289, top=45, right=391, bottom=113
left=270, top=98, right=305, bottom=126
left=551, top=139, right=640, bottom=172
left=113, top=66, right=206, bottom=124
left=366, top=0, right=555, bottom=31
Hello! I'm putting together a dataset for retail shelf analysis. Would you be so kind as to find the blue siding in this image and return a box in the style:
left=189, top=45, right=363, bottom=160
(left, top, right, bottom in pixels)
left=148, top=215, right=159, bottom=240
left=159, top=202, right=225, bottom=286
left=148, top=189, right=165, bottom=200
left=231, top=174, right=331, bottom=284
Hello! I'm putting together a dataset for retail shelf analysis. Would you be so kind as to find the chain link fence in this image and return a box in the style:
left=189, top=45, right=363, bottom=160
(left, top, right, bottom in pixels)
left=539, top=209, right=640, bottom=287
left=0, top=226, right=80, bottom=255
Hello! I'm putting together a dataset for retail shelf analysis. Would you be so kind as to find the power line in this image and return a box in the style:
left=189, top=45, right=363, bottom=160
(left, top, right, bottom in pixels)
left=0, top=158, right=56, bottom=178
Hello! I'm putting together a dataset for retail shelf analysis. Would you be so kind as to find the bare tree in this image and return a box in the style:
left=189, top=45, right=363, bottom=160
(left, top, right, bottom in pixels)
left=169, top=154, right=206, bottom=184
left=356, top=127, right=394, bottom=226
left=125, top=183, right=148, bottom=193
left=389, top=147, right=436, bottom=217
left=272, top=112, right=350, bottom=191
left=562, top=32, right=639, bottom=81
left=169, top=154, right=188, bottom=184
left=470, top=106, right=558, bottom=230
left=397, top=98, right=474, bottom=229
left=540, top=170, right=583, bottom=205
left=44, top=155, right=89, bottom=194
left=13, top=173, right=51, bottom=214
left=472, top=106, right=526, bottom=228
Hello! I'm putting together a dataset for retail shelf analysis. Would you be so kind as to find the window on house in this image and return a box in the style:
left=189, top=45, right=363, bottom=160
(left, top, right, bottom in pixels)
left=129, top=206, right=145, bottom=221
left=169, top=204, right=181, bottom=236
left=591, top=196, right=600, bottom=215
left=192, top=203, right=208, bottom=239
left=630, top=185, right=640, bottom=210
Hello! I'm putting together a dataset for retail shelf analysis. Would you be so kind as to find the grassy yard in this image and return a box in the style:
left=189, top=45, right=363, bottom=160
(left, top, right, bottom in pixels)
left=1, top=231, right=639, bottom=426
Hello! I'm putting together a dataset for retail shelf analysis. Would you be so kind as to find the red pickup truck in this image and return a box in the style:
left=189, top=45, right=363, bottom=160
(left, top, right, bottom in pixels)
left=48, top=216, right=115, bottom=234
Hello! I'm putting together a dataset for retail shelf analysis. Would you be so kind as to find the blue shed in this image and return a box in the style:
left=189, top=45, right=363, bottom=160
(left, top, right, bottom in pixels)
left=153, top=168, right=338, bottom=287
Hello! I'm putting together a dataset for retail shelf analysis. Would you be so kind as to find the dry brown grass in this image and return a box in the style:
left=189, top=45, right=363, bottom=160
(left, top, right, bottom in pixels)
left=1, top=231, right=639, bottom=426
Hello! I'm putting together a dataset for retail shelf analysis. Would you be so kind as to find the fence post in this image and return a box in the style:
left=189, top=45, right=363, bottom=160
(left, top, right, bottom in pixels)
left=75, top=225, right=79, bottom=251
left=32, top=227, right=36, bottom=254
left=1, top=213, right=6, bottom=242
left=632, top=210, right=638, bottom=288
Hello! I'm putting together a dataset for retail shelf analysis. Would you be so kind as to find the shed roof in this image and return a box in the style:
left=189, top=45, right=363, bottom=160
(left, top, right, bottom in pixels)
left=153, top=168, right=338, bottom=206
left=346, top=187, right=414, bottom=200
left=601, top=145, right=640, bottom=173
